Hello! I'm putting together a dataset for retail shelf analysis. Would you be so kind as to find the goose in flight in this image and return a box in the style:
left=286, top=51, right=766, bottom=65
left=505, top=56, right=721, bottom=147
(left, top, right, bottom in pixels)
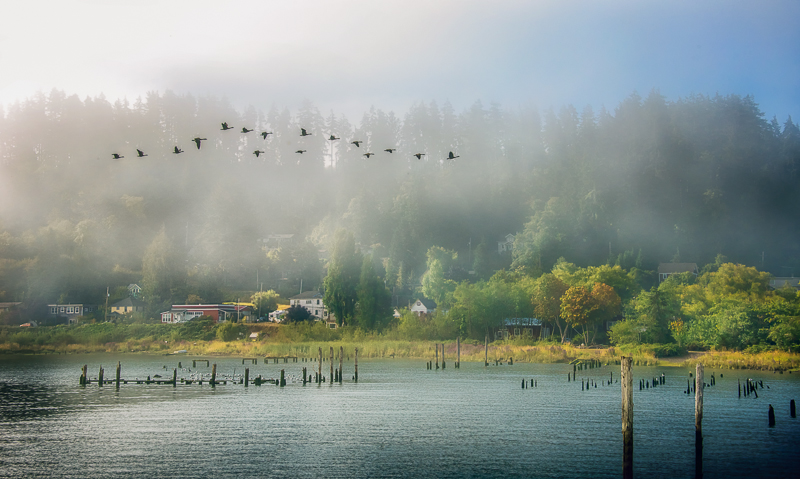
left=136, top=149, right=148, bottom=158
left=296, top=150, right=307, bottom=154
left=363, top=152, right=375, bottom=158
left=173, top=146, right=183, bottom=154
left=384, top=148, right=396, bottom=153
left=328, top=135, right=340, bottom=141
left=447, top=151, right=460, bottom=160
left=260, top=131, right=273, bottom=139
left=112, top=153, right=124, bottom=159
left=351, top=140, right=363, bottom=147
left=241, top=127, right=253, bottom=133
left=300, top=128, right=312, bottom=137
left=221, top=122, right=234, bottom=131
left=253, top=150, right=265, bottom=157
left=413, top=153, right=425, bottom=160
left=193, top=137, right=207, bottom=149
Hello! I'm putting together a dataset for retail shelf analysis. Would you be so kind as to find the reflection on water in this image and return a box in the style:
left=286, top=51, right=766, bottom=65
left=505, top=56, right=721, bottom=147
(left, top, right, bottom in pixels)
left=0, top=354, right=798, bottom=478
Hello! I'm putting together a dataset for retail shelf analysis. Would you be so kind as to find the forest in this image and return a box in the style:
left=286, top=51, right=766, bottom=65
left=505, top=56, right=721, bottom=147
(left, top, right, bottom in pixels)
left=1, top=88, right=799, bottom=350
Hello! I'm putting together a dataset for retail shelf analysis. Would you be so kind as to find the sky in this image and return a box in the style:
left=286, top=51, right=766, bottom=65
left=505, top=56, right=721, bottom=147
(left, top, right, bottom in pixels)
left=1, top=0, right=798, bottom=122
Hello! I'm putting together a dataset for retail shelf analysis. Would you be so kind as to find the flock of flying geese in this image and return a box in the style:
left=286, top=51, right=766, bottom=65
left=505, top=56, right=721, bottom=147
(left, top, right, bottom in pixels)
left=111, top=122, right=460, bottom=162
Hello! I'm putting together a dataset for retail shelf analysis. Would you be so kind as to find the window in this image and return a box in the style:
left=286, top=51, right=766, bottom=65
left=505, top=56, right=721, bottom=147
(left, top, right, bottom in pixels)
left=50, top=307, right=57, bottom=314
left=514, top=328, right=520, bottom=336
left=316, top=300, right=320, bottom=305
left=60, top=307, right=65, bottom=313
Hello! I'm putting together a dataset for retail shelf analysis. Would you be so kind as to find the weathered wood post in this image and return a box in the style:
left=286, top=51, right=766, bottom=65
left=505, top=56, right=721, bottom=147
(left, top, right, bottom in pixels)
left=211, top=363, right=217, bottom=386
left=280, top=369, right=285, bottom=387
left=621, top=356, right=633, bottom=479
left=339, top=346, right=343, bottom=383
left=81, top=364, right=88, bottom=386
left=768, top=405, right=775, bottom=427
left=330, top=347, right=334, bottom=383
left=116, top=362, right=121, bottom=389
left=193, top=360, right=196, bottom=368
left=484, top=335, right=489, bottom=367
left=244, top=368, right=249, bottom=387
left=791, top=399, right=796, bottom=418
left=435, top=343, right=439, bottom=369
left=442, top=343, right=446, bottom=369
left=355, top=347, right=359, bottom=382
left=696, top=363, right=704, bottom=478
left=318, top=347, right=323, bottom=383
left=456, top=337, right=460, bottom=368
left=172, top=368, right=177, bottom=386
left=98, top=366, right=104, bottom=387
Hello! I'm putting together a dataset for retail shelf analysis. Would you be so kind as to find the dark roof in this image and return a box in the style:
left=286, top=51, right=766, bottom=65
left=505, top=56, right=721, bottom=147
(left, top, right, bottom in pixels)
left=111, top=297, right=147, bottom=308
left=290, top=291, right=323, bottom=300
left=658, top=263, right=698, bottom=275
left=414, top=298, right=437, bottom=310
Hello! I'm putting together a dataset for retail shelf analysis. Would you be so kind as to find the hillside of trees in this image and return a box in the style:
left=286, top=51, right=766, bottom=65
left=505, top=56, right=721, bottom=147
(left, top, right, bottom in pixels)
left=1, top=89, right=799, bottom=349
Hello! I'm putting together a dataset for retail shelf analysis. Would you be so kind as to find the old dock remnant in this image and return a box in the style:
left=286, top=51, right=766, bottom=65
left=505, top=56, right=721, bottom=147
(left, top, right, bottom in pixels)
left=621, top=356, right=633, bottom=479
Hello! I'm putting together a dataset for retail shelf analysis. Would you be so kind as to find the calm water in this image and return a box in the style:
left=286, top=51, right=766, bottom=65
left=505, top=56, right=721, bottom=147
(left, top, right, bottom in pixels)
left=0, top=354, right=798, bottom=478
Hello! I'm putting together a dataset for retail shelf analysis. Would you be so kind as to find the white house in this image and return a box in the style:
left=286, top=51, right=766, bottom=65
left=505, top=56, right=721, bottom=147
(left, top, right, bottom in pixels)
left=289, top=291, right=337, bottom=327
left=498, top=234, right=515, bottom=254
left=410, top=298, right=437, bottom=316
left=657, top=263, right=699, bottom=283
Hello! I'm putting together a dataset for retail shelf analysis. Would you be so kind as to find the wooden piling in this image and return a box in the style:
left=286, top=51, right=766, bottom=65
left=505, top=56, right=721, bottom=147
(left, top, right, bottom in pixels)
left=98, top=366, right=104, bottom=387
left=621, top=356, right=633, bottom=479
left=318, top=347, right=323, bottom=383
left=172, top=368, right=177, bottom=386
left=768, top=404, right=775, bottom=427
left=116, top=362, right=121, bottom=389
left=245, top=368, right=249, bottom=387
left=791, top=399, right=796, bottom=418
left=442, top=343, right=446, bottom=369
left=456, top=337, right=460, bottom=368
left=339, top=346, right=343, bottom=383
left=484, top=335, right=489, bottom=367
left=355, top=347, right=359, bottom=382
left=695, top=363, right=704, bottom=478
left=81, top=364, right=88, bottom=386
left=211, top=363, right=217, bottom=386
left=330, top=347, right=334, bottom=383
left=435, top=343, right=439, bottom=369
left=280, top=369, right=285, bottom=387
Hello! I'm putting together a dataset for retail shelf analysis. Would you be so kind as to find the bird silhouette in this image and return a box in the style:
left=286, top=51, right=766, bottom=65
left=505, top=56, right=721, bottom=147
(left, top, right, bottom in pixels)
left=193, top=137, right=207, bottom=149
left=260, top=131, right=273, bottom=139
left=173, top=146, right=183, bottom=154
left=221, top=122, right=234, bottom=131
left=296, top=150, right=307, bottom=154
left=112, top=153, right=124, bottom=159
left=136, top=149, right=148, bottom=158
left=241, top=127, right=253, bottom=133
left=328, top=135, right=340, bottom=141
left=300, top=128, right=312, bottom=136
left=413, top=153, right=425, bottom=160
left=253, top=150, right=265, bottom=157
left=447, top=151, right=460, bottom=160
left=351, top=140, right=363, bottom=147
left=384, top=148, right=396, bottom=153
left=363, top=152, right=375, bottom=158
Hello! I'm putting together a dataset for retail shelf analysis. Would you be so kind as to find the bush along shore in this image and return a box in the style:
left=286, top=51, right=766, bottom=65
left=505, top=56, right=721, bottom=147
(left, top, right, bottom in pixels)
left=2, top=322, right=798, bottom=371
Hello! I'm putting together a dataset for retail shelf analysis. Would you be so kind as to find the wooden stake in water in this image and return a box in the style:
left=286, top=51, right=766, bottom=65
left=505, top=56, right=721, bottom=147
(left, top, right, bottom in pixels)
left=442, top=343, right=446, bottom=369
left=211, top=363, right=217, bottom=386
left=768, top=405, right=775, bottom=427
left=116, top=362, right=121, bottom=389
left=355, top=347, right=359, bottom=382
left=280, top=369, right=285, bottom=387
left=457, top=337, right=461, bottom=369
left=484, top=335, right=489, bottom=367
left=696, top=363, right=704, bottom=478
left=339, top=346, right=343, bottom=383
left=621, top=356, right=633, bottom=479
left=172, top=368, right=177, bottom=387
left=98, top=366, right=104, bottom=387
left=318, top=347, right=323, bottom=383
left=245, top=368, right=249, bottom=387
left=435, top=343, right=439, bottom=370
left=330, top=347, right=334, bottom=383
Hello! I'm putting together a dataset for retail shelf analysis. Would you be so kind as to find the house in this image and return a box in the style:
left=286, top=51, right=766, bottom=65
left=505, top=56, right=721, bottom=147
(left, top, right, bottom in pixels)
left=657, top=263, right=698, bottom=283
left=498, top=234, right=515, bottom=254
left=160, top=304, right=252, bottom=324
left=260, top=234, right=295, bottom=251
left=127, top=284, right=142, bottom=298
left=289, top=291, right=337, bottom=327
left=48, top=304, right=95, bottom=324
left=769, top=277, right=800, bottom=290
left=269, top=309, right=287, bottom=322
left=0, top=302, right=21, bottom=314
left=494, top=317, right=542, bottom=340
left=410, top=298, right=437, bottom=316
left=110, top=297, right=146, bottom=315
